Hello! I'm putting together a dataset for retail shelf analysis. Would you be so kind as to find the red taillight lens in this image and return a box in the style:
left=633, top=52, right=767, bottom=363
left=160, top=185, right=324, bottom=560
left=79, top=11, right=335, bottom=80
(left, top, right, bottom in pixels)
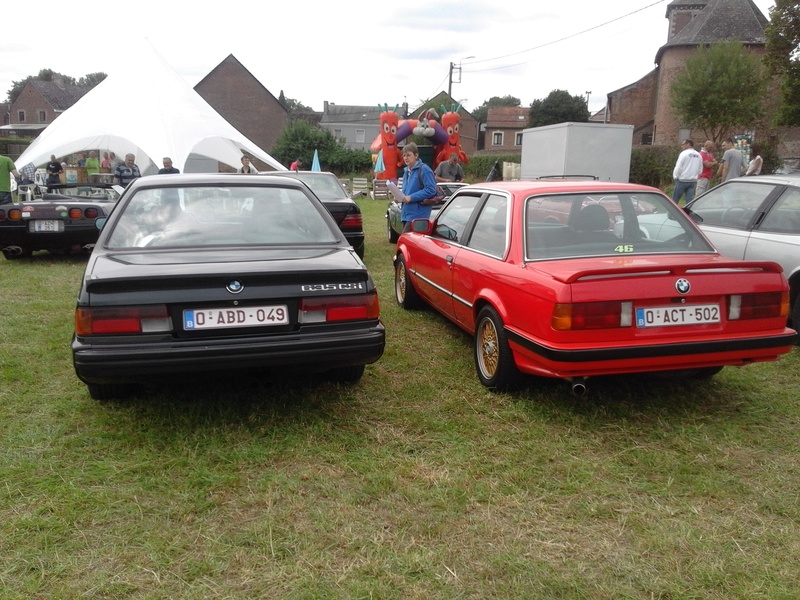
left=7, top=208, right=22, bottom=221
left=340, top=213, right=363, bottom=228
left=85, top=207, right=99, bottom=219
left=299, top=293, right=380, bottom=323
left=552, top=301, right=632, bottom=330
left=0, top=209, right=5, bottom=221
left=69, top=208, right=83, bottom=219
left=75, top=305, right=171, bottom=335
left=728, top=292, right=788, bottom=320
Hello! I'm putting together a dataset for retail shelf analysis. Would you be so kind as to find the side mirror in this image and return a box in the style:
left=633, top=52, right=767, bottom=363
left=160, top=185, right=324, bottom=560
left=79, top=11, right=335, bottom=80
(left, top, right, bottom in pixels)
left=411, top=218, right=433, bottom=234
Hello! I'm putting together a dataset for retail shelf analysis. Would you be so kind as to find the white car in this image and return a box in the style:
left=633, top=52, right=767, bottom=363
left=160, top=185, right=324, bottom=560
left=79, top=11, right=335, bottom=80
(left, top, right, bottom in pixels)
left=685, top=173, right=800, bottom=328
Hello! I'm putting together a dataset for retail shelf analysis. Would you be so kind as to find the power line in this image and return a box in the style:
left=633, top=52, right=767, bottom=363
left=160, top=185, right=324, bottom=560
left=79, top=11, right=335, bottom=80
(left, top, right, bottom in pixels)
left=463, top=0, right=667, bottom=73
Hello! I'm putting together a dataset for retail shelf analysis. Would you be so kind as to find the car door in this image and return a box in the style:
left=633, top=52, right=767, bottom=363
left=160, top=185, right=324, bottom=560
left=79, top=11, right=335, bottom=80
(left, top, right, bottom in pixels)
left=450, top=193, right=510, bottom=331
left=411, top=192, right=484, bottom=319
left=688, top=180, right=781, bottom=260
left=743, top=184, right=800, bottom=278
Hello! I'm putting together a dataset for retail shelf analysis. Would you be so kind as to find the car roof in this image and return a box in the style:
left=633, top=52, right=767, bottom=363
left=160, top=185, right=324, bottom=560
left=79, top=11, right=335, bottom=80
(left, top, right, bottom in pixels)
left=459, top=179, right=662, bottom=195
left=124, top=173, right=308, bottom=190
left=715, top=173, right=800, bottom=186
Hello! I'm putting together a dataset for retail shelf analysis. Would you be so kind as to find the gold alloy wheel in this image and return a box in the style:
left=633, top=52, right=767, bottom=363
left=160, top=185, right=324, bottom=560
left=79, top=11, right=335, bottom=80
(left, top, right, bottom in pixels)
left=395, top=261, right=407, bottom=303
left=477, top=317, right=499, bottom=378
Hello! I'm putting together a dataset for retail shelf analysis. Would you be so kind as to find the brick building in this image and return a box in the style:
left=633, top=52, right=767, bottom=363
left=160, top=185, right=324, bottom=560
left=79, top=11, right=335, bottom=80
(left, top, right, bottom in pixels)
left=2, top=80, right=90, bottom=137
left=605, top=0, right=798, bottom=153
left=482, top=107, right=529, bottom=153
left=194, top=54, right=288, bottom=169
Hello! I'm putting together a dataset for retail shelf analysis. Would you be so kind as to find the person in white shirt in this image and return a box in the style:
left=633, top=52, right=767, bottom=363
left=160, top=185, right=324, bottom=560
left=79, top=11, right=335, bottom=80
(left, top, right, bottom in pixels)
left=672, top=139, right=703, bottom=205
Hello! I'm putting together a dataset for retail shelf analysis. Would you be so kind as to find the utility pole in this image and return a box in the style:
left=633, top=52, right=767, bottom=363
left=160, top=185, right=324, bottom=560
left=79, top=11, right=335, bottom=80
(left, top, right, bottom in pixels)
left=448, top=57, right=474, bottom=97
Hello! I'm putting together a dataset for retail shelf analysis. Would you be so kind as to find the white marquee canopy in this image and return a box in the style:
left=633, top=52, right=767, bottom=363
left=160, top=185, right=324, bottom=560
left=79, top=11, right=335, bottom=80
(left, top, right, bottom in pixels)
left=16, top=43, right=285, bottom=175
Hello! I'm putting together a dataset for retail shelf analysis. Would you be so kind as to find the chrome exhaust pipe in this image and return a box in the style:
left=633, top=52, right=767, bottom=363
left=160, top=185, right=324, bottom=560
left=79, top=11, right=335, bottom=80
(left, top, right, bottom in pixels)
left=570, top=377, right=587, bottom=396
left=2, top=245, right=24, bottom=258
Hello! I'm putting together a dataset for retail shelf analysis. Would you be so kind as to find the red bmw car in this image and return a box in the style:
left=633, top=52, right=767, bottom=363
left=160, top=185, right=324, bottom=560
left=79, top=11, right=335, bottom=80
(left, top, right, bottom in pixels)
left=393, top=180, right=796, bottom=393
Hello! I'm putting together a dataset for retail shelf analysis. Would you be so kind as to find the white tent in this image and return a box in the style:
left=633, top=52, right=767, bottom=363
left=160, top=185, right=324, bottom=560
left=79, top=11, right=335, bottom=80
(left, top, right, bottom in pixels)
left=16, top=43, right=286, bottom=175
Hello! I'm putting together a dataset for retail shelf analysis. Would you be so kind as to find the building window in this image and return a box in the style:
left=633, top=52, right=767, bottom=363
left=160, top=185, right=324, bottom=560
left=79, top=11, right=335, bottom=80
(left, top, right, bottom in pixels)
left=333, top=128, right=342, bottom=141
left=492, top=131, right=503, bottom=146
left=39, top=110, right=47, bottom=123
left=641, top=133, right=653, bottom=145
left=355, top=128, right=365, bottom=144
left=515, top=132, right=523, bottom=146
left=18, top=110, right=25, bottom=123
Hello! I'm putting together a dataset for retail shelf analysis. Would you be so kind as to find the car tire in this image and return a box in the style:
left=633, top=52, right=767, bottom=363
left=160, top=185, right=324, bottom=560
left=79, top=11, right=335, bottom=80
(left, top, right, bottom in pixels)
left=474, top=306, right=521, bottom=391
left=387, top=219, right=399, bottom=243
left=326, top=364, right=366, bottom=383
left=87, top=383, right=136, bottom=401
left=395, top=254, right=422, bottom=309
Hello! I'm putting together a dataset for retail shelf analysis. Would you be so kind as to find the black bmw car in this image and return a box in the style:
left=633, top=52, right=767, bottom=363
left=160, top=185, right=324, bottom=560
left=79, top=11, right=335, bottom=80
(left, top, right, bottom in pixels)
left=266, top=171, right=365, bottom=258
left=72, top=173, right=385, bottom=400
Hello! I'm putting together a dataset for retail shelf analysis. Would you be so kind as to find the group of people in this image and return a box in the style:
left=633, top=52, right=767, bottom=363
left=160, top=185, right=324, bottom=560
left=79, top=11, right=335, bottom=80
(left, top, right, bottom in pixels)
left=672, top=138, right=763, bottom=205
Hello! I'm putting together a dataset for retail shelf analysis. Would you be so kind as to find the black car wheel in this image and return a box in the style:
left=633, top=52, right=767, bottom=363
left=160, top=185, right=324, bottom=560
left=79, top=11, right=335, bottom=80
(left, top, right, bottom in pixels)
left=394, top=255, right=422, bottom=309
left=387, top=216, right=399, bottom=243
left=475, top=306, right=521, bottom=390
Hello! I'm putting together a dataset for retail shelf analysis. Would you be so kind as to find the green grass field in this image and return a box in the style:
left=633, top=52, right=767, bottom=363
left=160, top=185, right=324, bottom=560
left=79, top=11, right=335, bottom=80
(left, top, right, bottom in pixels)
left=1, top=197, right=799, bottom=599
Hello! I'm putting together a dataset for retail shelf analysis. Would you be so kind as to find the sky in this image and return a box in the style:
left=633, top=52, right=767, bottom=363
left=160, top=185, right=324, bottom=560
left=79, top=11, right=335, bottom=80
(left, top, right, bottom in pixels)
left=0, top=0, right=776, bottom=116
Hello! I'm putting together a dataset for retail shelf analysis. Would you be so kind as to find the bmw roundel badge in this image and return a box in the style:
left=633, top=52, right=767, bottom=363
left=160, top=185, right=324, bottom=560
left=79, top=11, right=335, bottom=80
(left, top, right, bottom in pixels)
left=675, top=278, right=691, bottom=294
left=226, top=280, right=244, bottom=294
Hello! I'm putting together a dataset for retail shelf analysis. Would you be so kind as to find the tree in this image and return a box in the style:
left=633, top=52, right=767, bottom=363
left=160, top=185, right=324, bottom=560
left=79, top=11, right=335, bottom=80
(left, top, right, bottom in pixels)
left=528, top=90, right=589, bottom=128
left=765, top=0, right=800, bottom=126
left=270, top=120, right=371, bottom=174
left=671, top=40, right=766, bottom=144
left=472, top=95, right=521, bottom=124
left=6, top=69, right=106, bottom=103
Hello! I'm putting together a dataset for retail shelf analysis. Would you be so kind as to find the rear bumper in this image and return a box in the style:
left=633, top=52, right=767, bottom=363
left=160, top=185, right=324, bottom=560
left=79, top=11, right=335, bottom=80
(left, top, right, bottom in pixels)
left=507, top=329, right=797, bottom=377
left=73, top=323, right=385, bottom=384
left=1, top=225, right=98, bottom=251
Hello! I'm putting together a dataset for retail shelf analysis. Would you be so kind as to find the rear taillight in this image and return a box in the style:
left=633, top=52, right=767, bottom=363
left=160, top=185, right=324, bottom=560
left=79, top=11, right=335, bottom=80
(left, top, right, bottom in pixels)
left=340, top=213, right=363, bottom=228
left=85, top=207, right=99, bottom=219
left=728, top=292, right=788, bottom=320
left=69, top=208, right=83, bottom=219
left=75, top=305, right=172, bottom=335
left=552, top=301, right=633, bottom=330
left=299, top=293, right=380, bottom=323
left=5, top=208, right=22, bottom=221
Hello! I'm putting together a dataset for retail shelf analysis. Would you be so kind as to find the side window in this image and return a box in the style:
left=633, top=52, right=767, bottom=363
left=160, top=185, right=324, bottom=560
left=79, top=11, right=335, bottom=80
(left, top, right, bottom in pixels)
left=434, top=193, right=482, bottom=243
left=759, top=186, right=800, bottom=234
left=466, top=194, right=508, bottom=257
left=690, top=182, right=776, bottom=229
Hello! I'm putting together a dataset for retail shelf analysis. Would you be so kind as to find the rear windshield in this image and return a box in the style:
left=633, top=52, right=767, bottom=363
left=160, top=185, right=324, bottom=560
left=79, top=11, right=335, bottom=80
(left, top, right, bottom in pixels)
left=525, top=192, right=714, bottom=260
left=279, top=173, right=348, bottom=199
left=105, top=185, right=339, bottom=249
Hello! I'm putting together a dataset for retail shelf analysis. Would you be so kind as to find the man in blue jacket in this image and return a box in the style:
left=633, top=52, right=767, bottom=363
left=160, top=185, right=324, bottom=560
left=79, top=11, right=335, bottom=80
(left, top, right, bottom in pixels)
left=400, top=142, right=437, bottom=233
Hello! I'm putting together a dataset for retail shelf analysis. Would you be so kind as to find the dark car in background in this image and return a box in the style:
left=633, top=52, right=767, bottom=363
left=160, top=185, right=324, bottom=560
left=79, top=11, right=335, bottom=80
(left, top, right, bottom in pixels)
left=266, top=171, right=365, bottom=258
left=386, top=181, right=467, bottom=243
left=72, top=173, right=385, bottom=400
left=1, top=183, right=123, bottom=259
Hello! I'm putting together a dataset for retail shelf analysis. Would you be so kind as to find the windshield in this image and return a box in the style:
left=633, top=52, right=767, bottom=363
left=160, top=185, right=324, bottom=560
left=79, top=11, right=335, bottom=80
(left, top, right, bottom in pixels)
left=524, top=192, right=714, bottom=260
left=105, top=185, right=339, bottom=249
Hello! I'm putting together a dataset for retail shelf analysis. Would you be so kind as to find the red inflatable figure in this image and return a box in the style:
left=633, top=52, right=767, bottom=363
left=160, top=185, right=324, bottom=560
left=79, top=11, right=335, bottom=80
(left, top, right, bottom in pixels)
left=434, top=104, right=469, bottom=168
left=375, top=104, right=403, bottom=181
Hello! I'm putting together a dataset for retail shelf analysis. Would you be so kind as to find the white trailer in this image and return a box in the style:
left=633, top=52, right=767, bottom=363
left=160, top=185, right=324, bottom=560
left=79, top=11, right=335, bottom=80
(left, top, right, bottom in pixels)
left=520, top=122, right=634, bottom=182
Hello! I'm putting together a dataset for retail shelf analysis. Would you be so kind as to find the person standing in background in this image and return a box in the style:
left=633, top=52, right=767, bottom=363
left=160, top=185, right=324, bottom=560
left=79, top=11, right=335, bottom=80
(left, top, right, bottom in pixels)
left=718, top=138, right=744, bottom=182
left=696, top=140, right=717, bottom=195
